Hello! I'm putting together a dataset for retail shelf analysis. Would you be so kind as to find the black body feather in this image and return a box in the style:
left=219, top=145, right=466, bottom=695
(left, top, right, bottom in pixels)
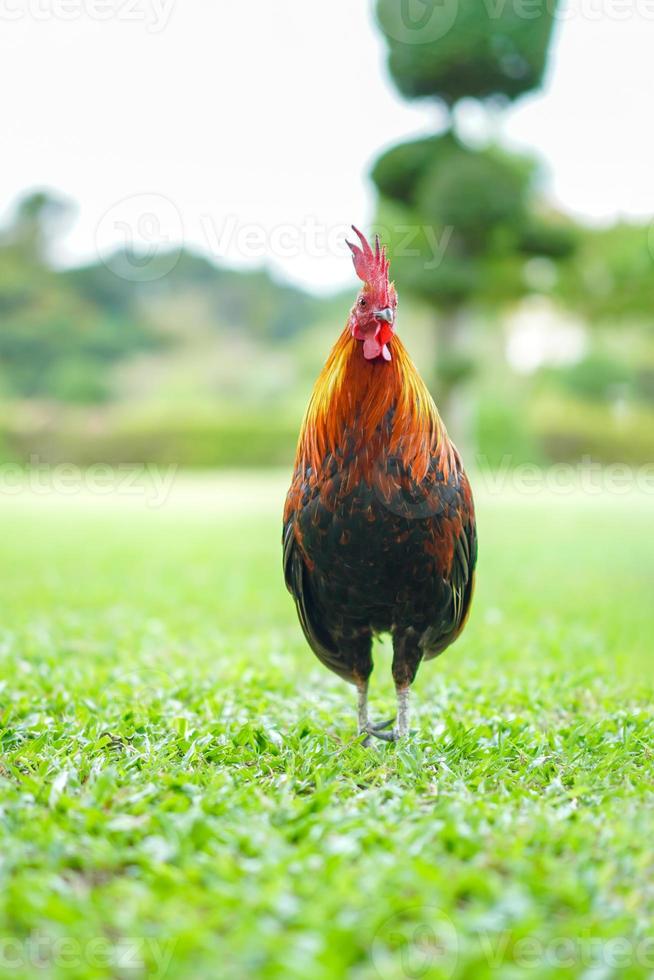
left=284, top=449, right=477, bottom=688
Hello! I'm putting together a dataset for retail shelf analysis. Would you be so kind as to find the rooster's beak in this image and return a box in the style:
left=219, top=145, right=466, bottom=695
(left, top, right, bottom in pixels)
left=374, top=308, right=394, bottom=323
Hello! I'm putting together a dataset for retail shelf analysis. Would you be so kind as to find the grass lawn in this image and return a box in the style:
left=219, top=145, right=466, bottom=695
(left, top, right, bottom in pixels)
left=0, top=472, right=652, bottom=979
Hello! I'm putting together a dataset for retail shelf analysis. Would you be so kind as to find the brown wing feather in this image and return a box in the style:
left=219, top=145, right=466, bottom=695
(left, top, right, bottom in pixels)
left=283, top=519, right=356, bottom=679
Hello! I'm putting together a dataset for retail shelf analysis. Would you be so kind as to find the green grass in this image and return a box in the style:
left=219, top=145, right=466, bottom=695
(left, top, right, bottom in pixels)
left=0, top=474, right=652, bottom=979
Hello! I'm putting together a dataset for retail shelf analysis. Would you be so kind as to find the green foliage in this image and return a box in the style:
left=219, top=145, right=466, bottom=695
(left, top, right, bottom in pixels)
left=519, top=217, right=578, bottom=259
left=476, top=397, right=543, bottom=466
left=0, top=196, right=163, bottom=403
left=436, top=349, right=476, bottom=387
left=418, top=145, right=532, bottom=249
left=6, top=190, right=74, bottom=261
left=0, top=478, right=652, bottom=978
left=374, top=134, right=535, bottom=245
left=372, top=0, right=573, bottom=454
left=67, top=249, right=319, bottom=341
left=372, top=135, right=445, bottom=206
left=0, top=410, right=300, bottom=468
left=375, top=198, right=482, bottom=307
left=376, top=0, right=559, bottom=104
left=548, top=354, right=633, bottom=403
left=0, top=192, right=319, bottom=407
left=556, top=222, right=654, bottom=324
left=531, top=394, right=654, bottom=464
left=373, top=136, right=575, bottom=311
left=374, top=202, right=478, bottom=308
left=2, top=190, right=652, bottom=469
left=0, top=282, right=159, bottom=402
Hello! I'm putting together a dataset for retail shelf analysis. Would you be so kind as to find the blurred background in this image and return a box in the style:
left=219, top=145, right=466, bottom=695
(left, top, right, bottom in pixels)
left=1, top=0, right=653, bottom=472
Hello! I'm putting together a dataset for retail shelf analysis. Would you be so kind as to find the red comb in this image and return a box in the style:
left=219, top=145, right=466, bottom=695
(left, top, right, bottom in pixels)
left=346, top=226, right=390, bottom=285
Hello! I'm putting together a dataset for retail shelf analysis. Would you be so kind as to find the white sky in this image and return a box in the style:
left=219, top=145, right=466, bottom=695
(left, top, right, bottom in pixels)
left=1, top=0, right=652, bottom=292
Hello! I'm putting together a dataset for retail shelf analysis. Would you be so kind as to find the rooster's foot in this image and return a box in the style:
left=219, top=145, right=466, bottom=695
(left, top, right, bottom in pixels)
left=360, top=717, right=395, bottom=746
left=365, top=727, right=400, bottom=743
left=364, top=723, right=402, bottom=743
left=363, top=726, right=418, bottom=743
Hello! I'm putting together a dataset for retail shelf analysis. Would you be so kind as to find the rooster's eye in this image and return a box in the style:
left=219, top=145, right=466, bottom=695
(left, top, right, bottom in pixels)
left=358, top=298, right=367, bottom=309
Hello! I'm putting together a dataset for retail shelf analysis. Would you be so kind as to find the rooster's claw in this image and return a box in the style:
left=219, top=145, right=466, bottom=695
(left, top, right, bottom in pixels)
left=362, top=724, right=418, bottom=744
left=365, top=727, right=400, bottom=743
left=370, top=717, right=395, bottom=732
left=360, top=717, right=396, bottom=745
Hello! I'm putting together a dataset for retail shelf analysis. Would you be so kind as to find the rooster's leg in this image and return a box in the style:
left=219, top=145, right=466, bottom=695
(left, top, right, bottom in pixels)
left=396, top=686, right=410, bottom=737
left=356, top=680, right=370, bottom=734
left=364, top=631, right=422, bottom=742
left=364, top=685, right=410, bottom=742
left=356, top=680, right=395, bottom=741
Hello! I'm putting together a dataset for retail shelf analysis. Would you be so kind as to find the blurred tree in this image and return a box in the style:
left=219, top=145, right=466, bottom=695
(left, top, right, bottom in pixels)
left=547, top=222, right=654, bottom=419
left=66, top=248, right=319, bottom=338
left=0, top=191, right=321, bottom=408
left=372, top=0, right=574, bottom=448
left=555, top=222, right=654, bottom=325
left=5, top=190, right=74, bottom=263
left=0, top=192, right=161, bottom=403
left=547, top=354, right=633, bottom=403
left=376, top=0, right=559, bottom=105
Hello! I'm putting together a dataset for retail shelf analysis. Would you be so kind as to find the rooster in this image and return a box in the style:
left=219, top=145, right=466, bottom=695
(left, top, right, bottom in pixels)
left=283, top=228, right=477, bottom=741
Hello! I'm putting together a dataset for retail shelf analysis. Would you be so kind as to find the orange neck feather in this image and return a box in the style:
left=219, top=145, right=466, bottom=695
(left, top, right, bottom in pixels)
left=296, top=327, right=456, bottom=483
